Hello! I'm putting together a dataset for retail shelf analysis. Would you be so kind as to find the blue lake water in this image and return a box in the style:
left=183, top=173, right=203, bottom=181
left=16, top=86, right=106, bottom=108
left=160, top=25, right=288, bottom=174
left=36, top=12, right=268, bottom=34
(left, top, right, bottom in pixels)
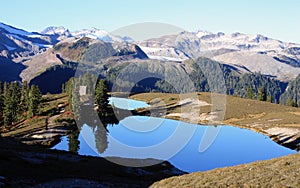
left=53, top=98, right=297, bottom=173
left=108, top=97, right=150, bottom=110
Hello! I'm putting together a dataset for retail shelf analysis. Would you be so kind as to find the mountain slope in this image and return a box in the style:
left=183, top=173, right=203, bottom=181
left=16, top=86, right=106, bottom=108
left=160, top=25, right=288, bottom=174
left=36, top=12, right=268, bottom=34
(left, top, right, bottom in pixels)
left=24, top=37, right=148, bottom=93
left=0, top=22, right=59, bottom=60
left=1, top=21, right=300, bottom=97
left=0, top=56, right=25, bottom=82
left=139, top=31, right=300, bottom=81
left=213, top=51, right=300, bottom=81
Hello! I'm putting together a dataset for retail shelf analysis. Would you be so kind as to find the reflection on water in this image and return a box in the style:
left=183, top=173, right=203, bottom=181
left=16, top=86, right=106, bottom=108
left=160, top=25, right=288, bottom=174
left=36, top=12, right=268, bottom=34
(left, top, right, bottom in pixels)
left=67, top=131, right=80, bottom=154
left=53, top=97, right=297, bottom=172
left=109, top=97, right=150, bottom=110
left=53, top=115, right=297, bottom=173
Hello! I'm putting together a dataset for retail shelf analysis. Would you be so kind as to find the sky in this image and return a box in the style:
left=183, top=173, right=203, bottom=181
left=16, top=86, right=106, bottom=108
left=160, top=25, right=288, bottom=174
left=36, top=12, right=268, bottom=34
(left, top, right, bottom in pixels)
left=1, top=0, right=300, bottom=43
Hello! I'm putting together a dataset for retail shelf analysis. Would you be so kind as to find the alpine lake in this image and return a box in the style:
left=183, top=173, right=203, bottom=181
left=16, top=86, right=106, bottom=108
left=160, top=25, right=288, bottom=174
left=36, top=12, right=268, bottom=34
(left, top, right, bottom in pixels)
left=53, top=97, right=296, bottom=173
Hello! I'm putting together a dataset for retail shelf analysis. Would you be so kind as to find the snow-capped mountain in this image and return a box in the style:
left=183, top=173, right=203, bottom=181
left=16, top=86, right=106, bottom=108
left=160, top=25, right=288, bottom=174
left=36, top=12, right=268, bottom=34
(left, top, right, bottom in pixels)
left=41, top=26, right=71, bottom=37
left=0, top=22, right=133, bottom=61
left=41, top=26, right=134, bottom=43
left=139, top=30, right=299, bottom=58
left=71, top=27, right=133, bottom=43
left=0, top=22, right=136, bottom=64
left=138, top=30, right=300, bottom=81
left=0, top=22, right=57, bottom=59
left=2, top=21, right=300, bottom=82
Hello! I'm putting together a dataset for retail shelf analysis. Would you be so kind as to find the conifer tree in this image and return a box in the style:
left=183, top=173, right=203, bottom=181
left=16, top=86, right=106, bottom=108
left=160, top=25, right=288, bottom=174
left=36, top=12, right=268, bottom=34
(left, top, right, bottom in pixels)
left=286, top=98, right=296, bottom=107
left=246, top=85, right=255, bottom=99
left=72, top=84, right=81, bottom=119
left=28, top=85, right=42, bottom=118
left=257, top=86, right=267, bottom=101
left=95, top=79, right=109, bottom=114
left=20, top=81, right=30, bottom=117
left=4, top=82, right=21, bottom=126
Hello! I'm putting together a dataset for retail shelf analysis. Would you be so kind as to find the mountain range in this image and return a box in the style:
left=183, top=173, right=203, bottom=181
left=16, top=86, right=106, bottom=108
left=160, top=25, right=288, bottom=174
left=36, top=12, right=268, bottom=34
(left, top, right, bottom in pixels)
left=1, top=21, right=300, bottom=98
left=139, top=30, right=300, bottom=81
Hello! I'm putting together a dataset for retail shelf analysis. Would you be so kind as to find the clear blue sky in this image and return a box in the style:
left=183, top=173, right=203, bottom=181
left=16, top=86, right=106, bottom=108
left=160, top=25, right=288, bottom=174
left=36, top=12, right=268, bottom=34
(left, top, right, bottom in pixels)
left=1, top=0, right=300, bottom=43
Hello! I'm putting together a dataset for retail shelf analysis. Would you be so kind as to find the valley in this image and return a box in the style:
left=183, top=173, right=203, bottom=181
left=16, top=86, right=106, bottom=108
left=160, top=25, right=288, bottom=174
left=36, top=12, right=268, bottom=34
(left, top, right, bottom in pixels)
left=1, top=21, right=300, bottom=187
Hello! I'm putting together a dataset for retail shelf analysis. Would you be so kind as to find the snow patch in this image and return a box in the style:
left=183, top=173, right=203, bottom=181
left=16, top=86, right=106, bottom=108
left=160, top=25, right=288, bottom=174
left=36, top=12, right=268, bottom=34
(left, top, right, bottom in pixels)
left=71, top=28, right=125, bottom=43
left=147, top=55, right=184, bottom=62
left=33, top=43, right=53, bottom=48
left=27, top=34, right=44, bottom=38
left=140, top=46, right=189, bottom=61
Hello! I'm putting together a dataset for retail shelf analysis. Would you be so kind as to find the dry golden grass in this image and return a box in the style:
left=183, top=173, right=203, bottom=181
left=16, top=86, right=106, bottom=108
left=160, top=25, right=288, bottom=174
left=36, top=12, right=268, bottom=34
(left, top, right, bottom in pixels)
left=1, top=93, right=69, bottom=138
left=132, top=92, right=300, bottom=123
left=131, top=92, right=300, bottom=130
left=150, top=154, right=300, bottom=188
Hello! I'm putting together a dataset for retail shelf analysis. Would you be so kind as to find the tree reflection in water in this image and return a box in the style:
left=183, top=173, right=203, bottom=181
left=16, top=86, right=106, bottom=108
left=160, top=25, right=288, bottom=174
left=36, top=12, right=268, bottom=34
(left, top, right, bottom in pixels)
left=76, top=103, right=123, bottom=154
left=67, top=131, right=80, bottom=154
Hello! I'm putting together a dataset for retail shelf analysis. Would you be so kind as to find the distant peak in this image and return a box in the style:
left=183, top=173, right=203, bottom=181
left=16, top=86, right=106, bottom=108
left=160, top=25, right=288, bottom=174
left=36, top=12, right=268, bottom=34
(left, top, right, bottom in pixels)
left=231, top=32, right=244, bottom=37
left=195, top=30, right=213, bottom=38
left=41, top=26, right=70, bottom=36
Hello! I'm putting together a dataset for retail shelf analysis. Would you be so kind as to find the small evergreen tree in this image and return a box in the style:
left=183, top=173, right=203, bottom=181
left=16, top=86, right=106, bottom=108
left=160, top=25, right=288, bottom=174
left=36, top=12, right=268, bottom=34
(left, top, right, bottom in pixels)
left=28, top=85, right=42, bottom=118
left=20, top=81, right=30, bottom=117
left=246, top=85, right=255, bottom=99
left=4, top=82, right=21, bottom=126
left=95, top=79, right=109, bottom=114
left=66, top=78, right=74, bottom=105
left=72, top=85, right=81, bottom=119
left=257, top=86, right=267, bottom=101
left=286, top=98, right=296, bottom=107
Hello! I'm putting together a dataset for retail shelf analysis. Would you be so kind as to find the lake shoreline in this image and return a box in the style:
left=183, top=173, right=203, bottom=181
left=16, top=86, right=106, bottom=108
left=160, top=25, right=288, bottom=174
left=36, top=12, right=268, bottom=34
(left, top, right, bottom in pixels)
left=2, top=92, right=299, bottom=153
left=131, top=92, right=300, bottom=151
left=1, top=92, right=300, bottom=187
left=0, top=137, right=184, bottom=187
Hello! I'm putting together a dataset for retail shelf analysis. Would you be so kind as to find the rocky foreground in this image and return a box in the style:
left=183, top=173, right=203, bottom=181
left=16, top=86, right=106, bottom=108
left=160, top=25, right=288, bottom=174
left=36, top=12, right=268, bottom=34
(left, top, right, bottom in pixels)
left=0, top=137, right=184, bottom=187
